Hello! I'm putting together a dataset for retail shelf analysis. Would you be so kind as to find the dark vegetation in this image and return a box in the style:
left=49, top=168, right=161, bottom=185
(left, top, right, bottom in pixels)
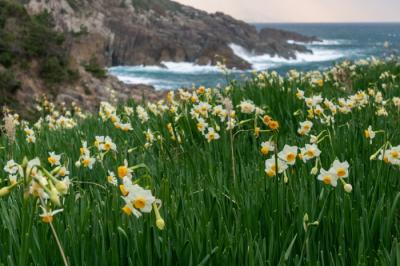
left=131, top=0, right=182, bottom=15
left=0, top=69, right=20, bottom=104
left=83, top=57, right=107, bottom=79
left=0, top=0, right=79, bottom=106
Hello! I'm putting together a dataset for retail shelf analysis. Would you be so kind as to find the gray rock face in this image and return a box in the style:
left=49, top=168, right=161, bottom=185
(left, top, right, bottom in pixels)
left=10, top=0, right=322, bottom=115
left=25, top=0, right=320, bottom=70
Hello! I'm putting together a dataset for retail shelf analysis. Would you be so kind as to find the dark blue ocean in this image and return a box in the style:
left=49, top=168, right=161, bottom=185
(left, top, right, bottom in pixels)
left=109, top=23, right=400, bottom=89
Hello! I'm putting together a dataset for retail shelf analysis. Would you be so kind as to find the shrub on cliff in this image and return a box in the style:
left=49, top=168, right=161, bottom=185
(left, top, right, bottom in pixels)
left=0, top=69, right=20, bottom=104
left=83, top=57, right=107, bottom=79
left=40, top=56, right=79, bottom=84
left=0, top=1, right=78, bottom=87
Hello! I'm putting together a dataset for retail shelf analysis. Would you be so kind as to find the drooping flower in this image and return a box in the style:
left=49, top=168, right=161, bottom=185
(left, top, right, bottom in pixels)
left=39, top=206, right=64, bottom=223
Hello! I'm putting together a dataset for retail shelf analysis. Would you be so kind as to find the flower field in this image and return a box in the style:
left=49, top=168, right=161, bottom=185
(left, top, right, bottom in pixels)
left=1, top=58, right=400, bottom=265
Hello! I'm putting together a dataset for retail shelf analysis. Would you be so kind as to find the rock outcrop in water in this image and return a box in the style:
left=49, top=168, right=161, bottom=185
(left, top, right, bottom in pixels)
left=25, top=0, right=319, bottom=70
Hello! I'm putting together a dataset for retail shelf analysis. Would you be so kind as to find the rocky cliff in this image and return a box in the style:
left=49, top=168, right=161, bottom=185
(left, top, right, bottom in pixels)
left=25, top=0, right=319, bottom=70
left=1, top=0, right=319, bottom=115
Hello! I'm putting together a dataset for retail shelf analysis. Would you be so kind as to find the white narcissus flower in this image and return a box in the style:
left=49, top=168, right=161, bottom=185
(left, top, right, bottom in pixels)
left=205, top=127, right=220, bottom=142
left=196, top=102, right=212, bottom=117
left=265, top=158, right=288, bottom=177
left=48, top=152, right=61, bottom=166
left=107, top=171, right=118, bottom=186
left=121, top=182, right=156, bottom=218
left=310, top=135, right=318, bottom=144
left=136, top=106, right=149, bottom=123
left=300, top=144, right=321, bottom=162
left=4, top=160, right=19, bottom=175
left=55, top=177, right=71, bottom=195
left=329, top=160, right=350, bottom=179
left=298, top=121, right=313, bottom=136
left=317, top=168, right=338, bottom=187
left=80, top=141, right=89, bottom=156
left=117, top=160, right=132, bottom=179
left=260, top=141, right=275, bottom=155
left=99, top=136, right=117, bottom=152
left=238, top=100, right=256, bottom=114
left=314, top=105, right=324, bottom=116
left=296, top=89, right=304, bottom=99
left=196, top=118, right=208, bottom=133
left=393, top=97, right=400, bottom=107
left=24, top=127, right=34, bottom=136
left=364, top=125, right=376, bottom=144
left=57, top=166, right=69, bottom=177
left=94, top=136, right=105, bottom=149
left=278, top=145, right=298, bottom=165
left=124, top=106, right=134, bottom=116
left=26, top=134, right=36, bottom=143
left=81, top=155, right=96, bottom=169
left=145, top=129, right=155, bottom=143
left=386, top=145, right=400, bottom=165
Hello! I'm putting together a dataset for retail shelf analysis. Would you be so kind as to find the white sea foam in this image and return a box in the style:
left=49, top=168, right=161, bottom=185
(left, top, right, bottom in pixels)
left=161, top=62, right=222, bottom=73
left=110, top=62, right=223, bottom=74
left=115, top=75, right=160, bottom=85
left=229, top=43, right=346, bottom=70
left=287, top=39, right=351, bottom=46
left=110, top=41, right=353, bottom=87
left=109, top=62, right=228, bottom=89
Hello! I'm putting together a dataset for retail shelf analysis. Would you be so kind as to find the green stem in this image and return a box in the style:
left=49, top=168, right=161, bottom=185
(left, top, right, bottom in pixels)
left=49, top=221, right=69, bottom=266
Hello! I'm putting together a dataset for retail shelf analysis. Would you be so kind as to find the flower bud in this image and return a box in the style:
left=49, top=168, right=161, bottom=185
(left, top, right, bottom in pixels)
left=51, top=166, right=61, bottom=175
left=0, top=186, right=11, bottom=197
left=284, top=174, right=288, bottom=184
left=156, top=218, right=165, bottom=230
left=49, top=186, right=61, bottom=206
left=310, top=167, right=318, bottom=175
left=55, top=180, right=68, bottom=195
left=75, top=161, right=81, bottom=168
left=344, top=184, right=353, bottom=193
left=21, top=156, right=28, bottom=168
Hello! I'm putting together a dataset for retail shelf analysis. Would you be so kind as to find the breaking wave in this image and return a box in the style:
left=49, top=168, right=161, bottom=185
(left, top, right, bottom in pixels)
left=228, top=43, right=349, bottom=70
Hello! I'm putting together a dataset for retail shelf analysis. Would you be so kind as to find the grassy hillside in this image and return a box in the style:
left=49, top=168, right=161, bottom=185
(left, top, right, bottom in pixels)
left=0, top=58, right=400, bottom=265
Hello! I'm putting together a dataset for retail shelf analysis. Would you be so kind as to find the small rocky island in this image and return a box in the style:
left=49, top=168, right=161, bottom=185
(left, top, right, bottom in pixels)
left=1, top=0, right=319, bottom=113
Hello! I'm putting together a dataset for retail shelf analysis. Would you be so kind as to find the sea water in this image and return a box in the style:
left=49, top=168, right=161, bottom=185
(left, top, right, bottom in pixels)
left=109, top=23, right=400, bottom=90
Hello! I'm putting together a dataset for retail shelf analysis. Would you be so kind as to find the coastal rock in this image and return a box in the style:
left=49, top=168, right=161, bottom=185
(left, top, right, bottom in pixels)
left=3, top=0, right=321, bottom=116
left=24, top=0, right=320, bottom=69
